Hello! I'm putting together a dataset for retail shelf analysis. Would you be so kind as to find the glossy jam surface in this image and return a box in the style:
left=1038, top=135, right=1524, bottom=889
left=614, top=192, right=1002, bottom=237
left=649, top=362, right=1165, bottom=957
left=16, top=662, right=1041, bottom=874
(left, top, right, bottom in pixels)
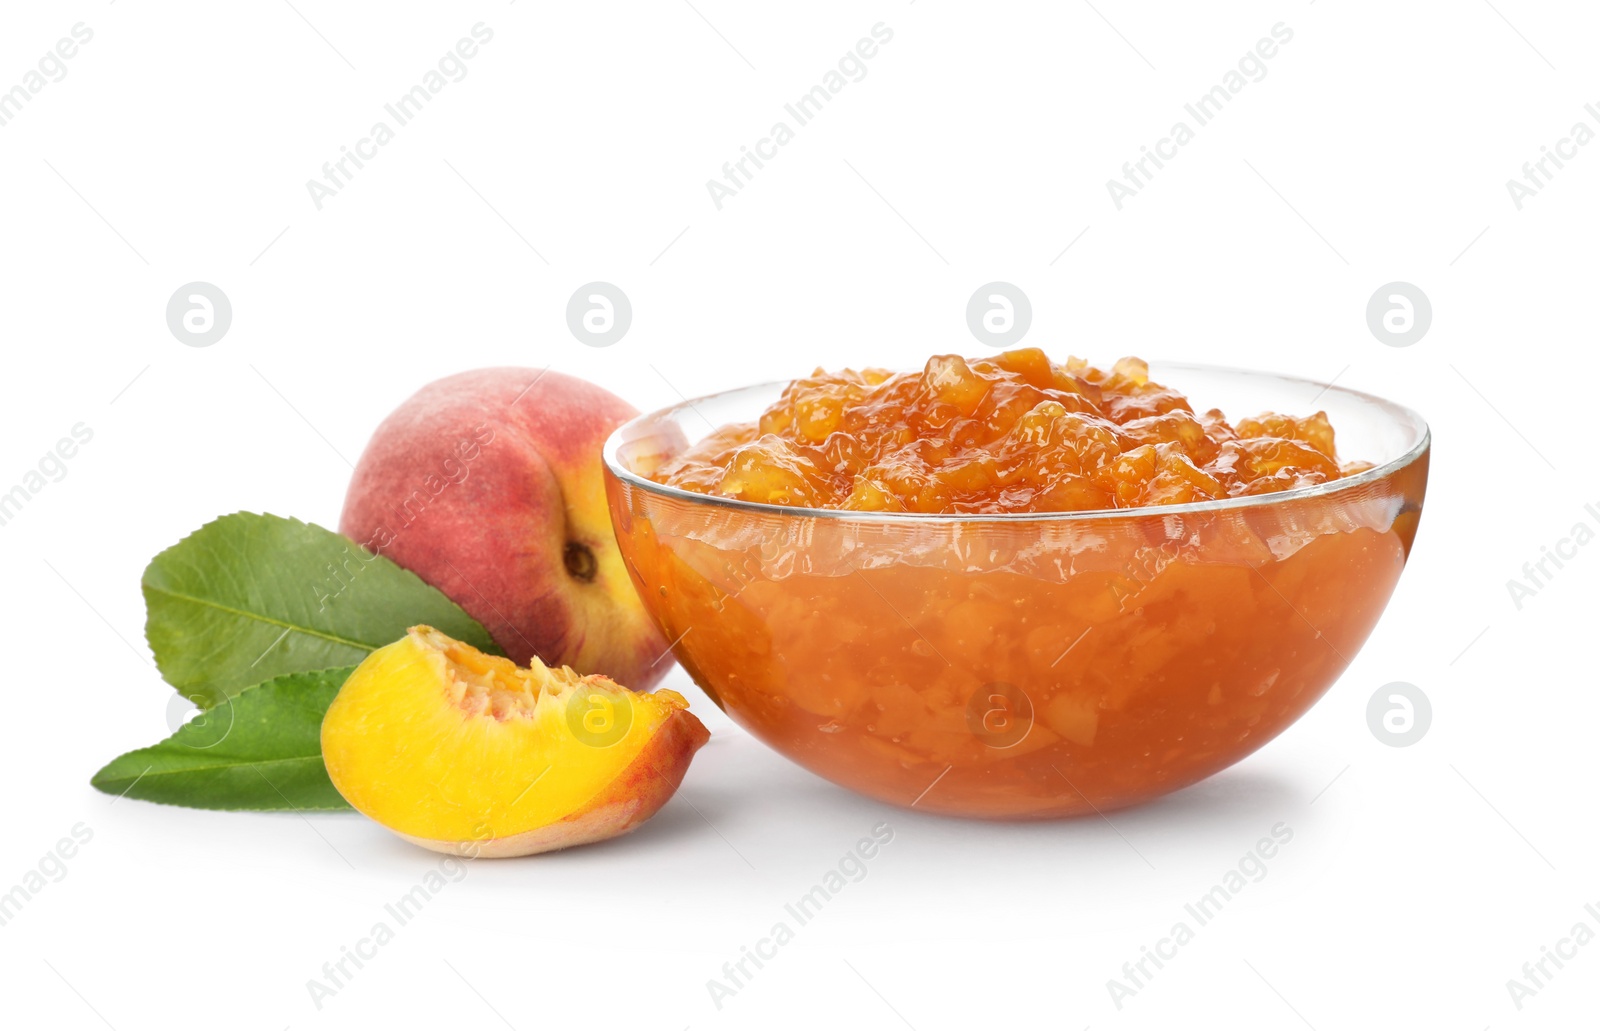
left=654, top=350, right=1371, bottom=513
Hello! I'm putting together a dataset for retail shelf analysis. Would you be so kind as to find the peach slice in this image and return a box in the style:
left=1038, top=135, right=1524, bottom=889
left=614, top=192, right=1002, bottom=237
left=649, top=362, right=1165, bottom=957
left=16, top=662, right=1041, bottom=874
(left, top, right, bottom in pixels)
left=321, top=626, right=709, bottom=857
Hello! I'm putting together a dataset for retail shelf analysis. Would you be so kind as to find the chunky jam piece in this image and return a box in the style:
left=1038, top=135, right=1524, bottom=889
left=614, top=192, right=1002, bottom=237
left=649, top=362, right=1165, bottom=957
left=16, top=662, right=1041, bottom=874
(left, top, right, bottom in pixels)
left=654, top=350, right=1370, bottom=513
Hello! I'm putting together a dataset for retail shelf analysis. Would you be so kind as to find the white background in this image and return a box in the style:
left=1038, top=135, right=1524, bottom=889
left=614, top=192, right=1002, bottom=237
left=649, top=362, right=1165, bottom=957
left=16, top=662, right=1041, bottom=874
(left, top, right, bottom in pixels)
left=1, top=1, right=1594, bottom=1028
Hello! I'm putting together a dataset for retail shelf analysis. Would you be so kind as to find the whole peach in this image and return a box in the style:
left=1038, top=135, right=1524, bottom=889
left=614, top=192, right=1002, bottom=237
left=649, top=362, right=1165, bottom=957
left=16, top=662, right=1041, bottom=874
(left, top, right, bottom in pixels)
left=340, top=368, right=670, bottom=690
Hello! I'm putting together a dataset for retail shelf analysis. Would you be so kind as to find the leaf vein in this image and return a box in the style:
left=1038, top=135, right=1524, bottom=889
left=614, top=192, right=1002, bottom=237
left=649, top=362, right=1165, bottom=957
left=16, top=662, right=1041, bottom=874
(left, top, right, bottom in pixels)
left=142, top=585, right=377, bottom=652
left=97, top=753, right=324, bottom=779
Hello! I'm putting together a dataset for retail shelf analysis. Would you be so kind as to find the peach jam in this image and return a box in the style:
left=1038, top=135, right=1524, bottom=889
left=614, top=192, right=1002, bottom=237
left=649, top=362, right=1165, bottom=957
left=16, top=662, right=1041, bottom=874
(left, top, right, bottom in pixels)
left=609, top=354, right=1426, bottom=818
left=652, top=350, right=1370, bottom=513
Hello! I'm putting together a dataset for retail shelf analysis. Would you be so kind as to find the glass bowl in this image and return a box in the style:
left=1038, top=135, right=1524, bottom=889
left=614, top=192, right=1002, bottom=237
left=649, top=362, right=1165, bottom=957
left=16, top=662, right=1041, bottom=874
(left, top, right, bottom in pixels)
left=602, top=363, right=1429, bottom=819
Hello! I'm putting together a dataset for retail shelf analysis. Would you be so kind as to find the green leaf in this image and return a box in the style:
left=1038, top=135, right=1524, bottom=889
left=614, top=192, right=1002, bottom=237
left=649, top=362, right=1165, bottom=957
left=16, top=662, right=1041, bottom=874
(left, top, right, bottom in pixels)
left=143, top=512, right=499, bottom=705
left=91, top=667, right=356, bottom=811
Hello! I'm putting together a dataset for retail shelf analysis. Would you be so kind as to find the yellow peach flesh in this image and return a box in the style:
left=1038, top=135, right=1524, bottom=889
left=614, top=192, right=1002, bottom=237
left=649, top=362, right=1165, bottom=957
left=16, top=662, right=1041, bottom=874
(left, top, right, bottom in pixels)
left=321, top=626, right=707, bottom=856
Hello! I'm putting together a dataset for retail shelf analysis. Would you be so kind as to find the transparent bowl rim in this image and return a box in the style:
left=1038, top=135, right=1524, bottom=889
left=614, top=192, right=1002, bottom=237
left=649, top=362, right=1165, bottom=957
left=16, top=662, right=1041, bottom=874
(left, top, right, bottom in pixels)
left=601, top=361, right=1432, bottom=523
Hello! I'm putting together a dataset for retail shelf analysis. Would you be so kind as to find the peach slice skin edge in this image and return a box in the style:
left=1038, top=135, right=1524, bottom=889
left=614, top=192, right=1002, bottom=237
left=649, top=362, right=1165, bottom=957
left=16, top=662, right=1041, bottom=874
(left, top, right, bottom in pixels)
left=402, top=709, right=709, bottom=858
